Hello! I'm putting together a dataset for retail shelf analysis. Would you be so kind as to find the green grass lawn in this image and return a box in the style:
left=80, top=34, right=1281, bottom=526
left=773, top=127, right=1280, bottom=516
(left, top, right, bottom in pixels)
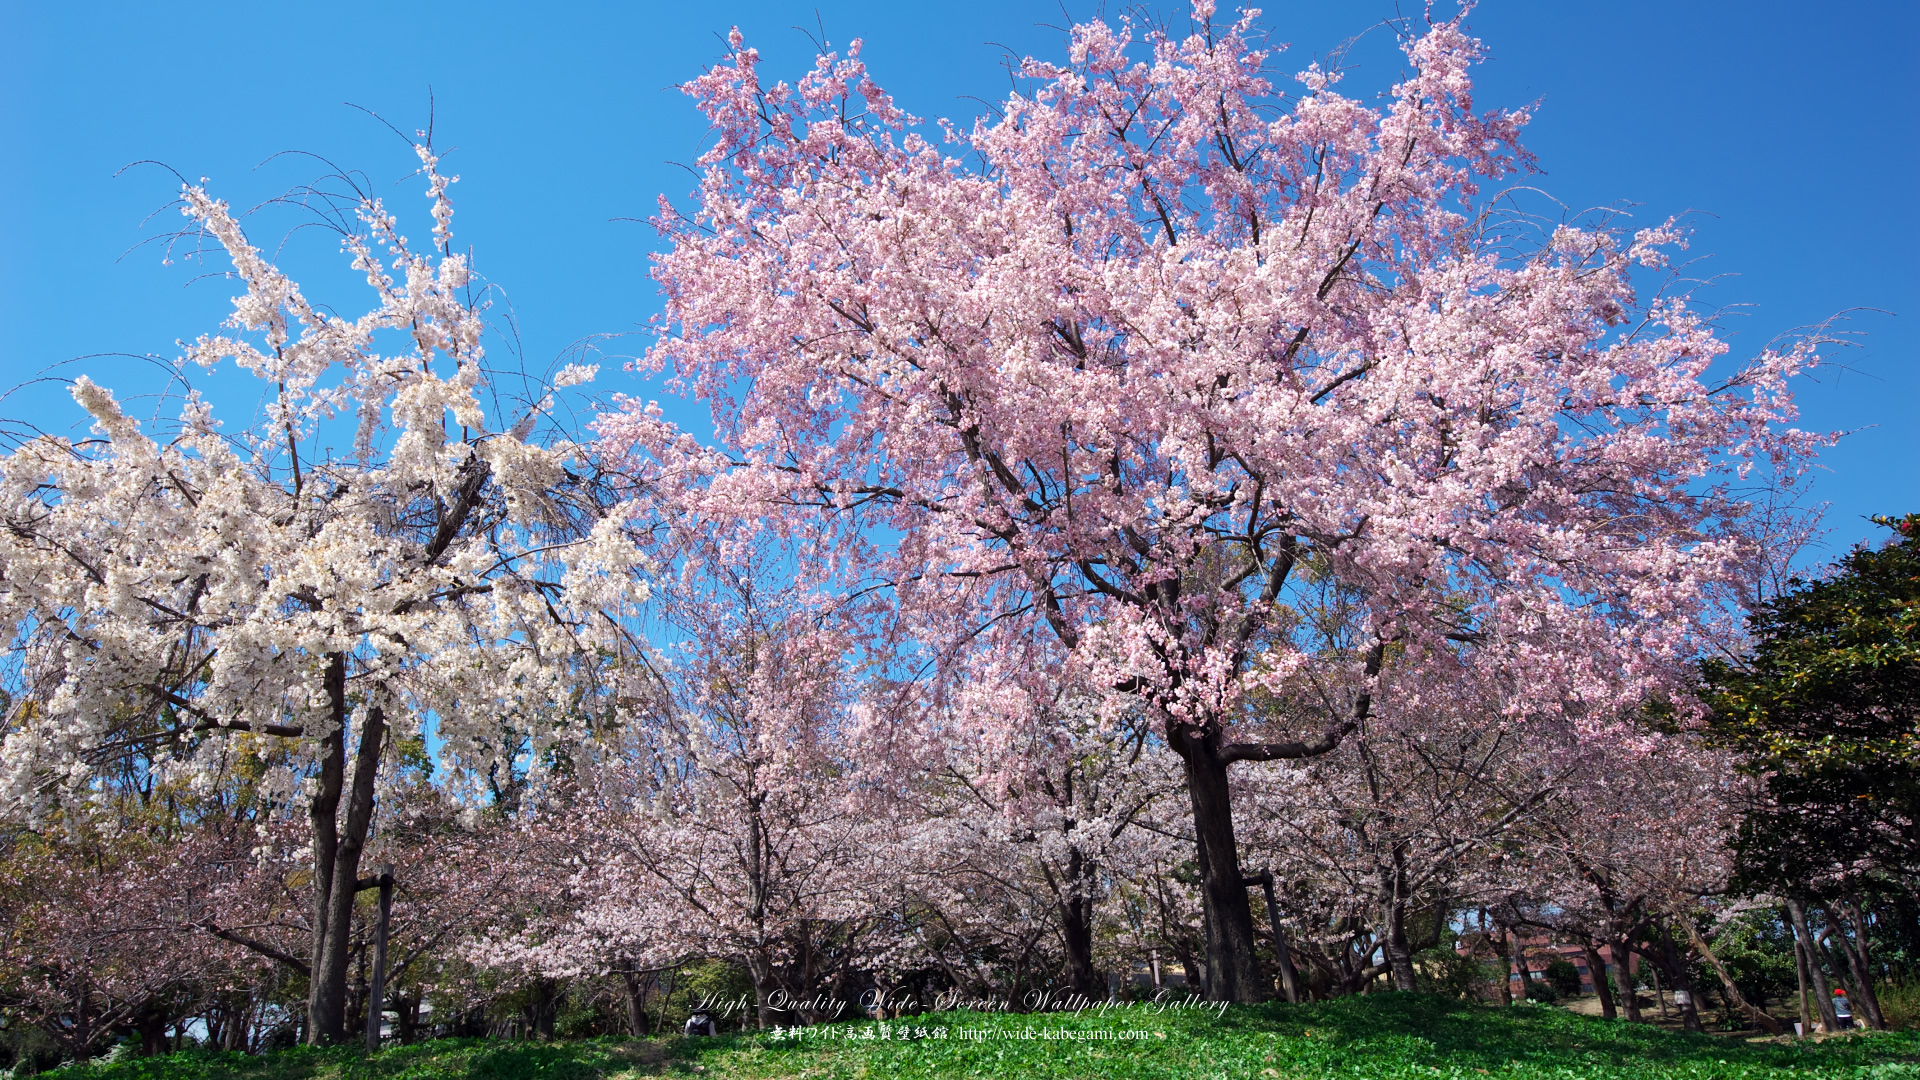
left=40, top=995, right=1920, bottom=1080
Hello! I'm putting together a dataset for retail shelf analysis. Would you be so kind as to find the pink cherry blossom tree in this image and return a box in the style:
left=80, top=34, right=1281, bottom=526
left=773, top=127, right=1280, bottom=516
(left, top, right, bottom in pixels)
left=0, top=826, right=263, bottom=1060
left=603, top=4, right=1818, bottom=1000
left=903, top=664, right=1179, bottom=1000
left=1238, top=653, right=1566, bottom=997
left=476, top=538, right=898, bottom=1029
left=1496, top=731, right=1757, bottom=1028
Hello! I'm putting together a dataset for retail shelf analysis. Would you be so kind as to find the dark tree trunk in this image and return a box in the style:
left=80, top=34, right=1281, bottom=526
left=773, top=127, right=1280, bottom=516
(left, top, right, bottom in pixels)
left=1654, top=925, right=1702, bottom=1031
left=622, top=972, right=651, bottom=1036
left=525, top=978, right=558, bottom=1039
left=746, top=955, right=794, bottom=1029
left=396, top=996, right=422, bottom=1044
left=1172, top=730, right=1264, bottom=1003
left=306, top=656, right=388, bottom=1045
left=1829, top=899, right=1887, bottom=1030
left=1786, top=899, right=1841, bottom=1032
left=1060, top=894, right=1102, bottom=1000
left=136, top=1005, right=170, bottom=1057
left=1056, top=840, right=1104, bottom=1000
left=1169, top=935, right=1204, bottom=995
left=1383, top=863, right=1416, bottom=992
left=1583, top=941, right=1616, bottom=1020
left=1612, top=939, right=1642, bottom=1022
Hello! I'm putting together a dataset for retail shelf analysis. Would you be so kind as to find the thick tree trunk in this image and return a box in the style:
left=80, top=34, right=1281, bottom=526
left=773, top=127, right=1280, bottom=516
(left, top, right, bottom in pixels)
left=1786, top=899, right=1841, bottom=1032
left=1612, top=939, right=1642, bottom=1022
left=136, top=1004, right=170, bottom=1057
left=623, top=972, right=651, bottom=1036
left=396, top=996, right=422, bottom=1044
left=306, top=657, right=387, bottom=1045
left=1383, top=859, right=1417, bottom=992
left=524, top=978, right=558, bottom=1039
left=1174, top=732, right=1265, bottom=1003
left=747, top=955, right=794, bottom=1029
left=1583, top=941, right=1616, bottom=1020
left=1060, top=893, right=1102, bottom=1000
left=1385, top=898, right=1417, bottom=992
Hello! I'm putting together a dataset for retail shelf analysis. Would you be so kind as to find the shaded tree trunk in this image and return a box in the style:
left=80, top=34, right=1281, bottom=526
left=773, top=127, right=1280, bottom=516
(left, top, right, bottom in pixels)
left=1653, top=927, right=1702, bottom=1031
left=746, top=954, right=794, bottom=1029
left=395, top=995, right=423, bottom=1044
left=1612, top=939, right=1643, bottom=1022
left=1172, top=731, right=1264, bottom=1003
left=524, top=978, right=558, bottom=1039
left=622, top=972, right=651, bottom=1036
left=135, top=1003, right=170, bottom=1057
left=1787, top=899, right=1841, bottom=1032
left=1168, top=933, right=1204, bottom=997
left=1384, top=889, right=1417, bottom=992
left=1060, top=891, right=1102, bottom=1000
left=1829, top=899, right=1887, bottom=1030
left=1582, top=941, right=1616, bottom=1020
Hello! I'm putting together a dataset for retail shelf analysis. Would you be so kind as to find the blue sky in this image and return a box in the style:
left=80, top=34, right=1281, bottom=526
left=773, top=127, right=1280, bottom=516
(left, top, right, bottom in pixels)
left=2, top=0, right=1914, bottom=559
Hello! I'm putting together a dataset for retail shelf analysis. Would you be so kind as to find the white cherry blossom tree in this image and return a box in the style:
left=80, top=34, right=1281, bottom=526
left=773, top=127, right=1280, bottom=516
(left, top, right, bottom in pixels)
left=0, top=142, right=647, bottom=1043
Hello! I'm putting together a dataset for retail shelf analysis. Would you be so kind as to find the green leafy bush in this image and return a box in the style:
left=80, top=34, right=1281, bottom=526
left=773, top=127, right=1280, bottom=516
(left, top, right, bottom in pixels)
left=1522, top=974, right=1558, bottom=1004
left=1544, top=959, right=1583, bottom=999
left=1413, top=931, right=1498, bottom=999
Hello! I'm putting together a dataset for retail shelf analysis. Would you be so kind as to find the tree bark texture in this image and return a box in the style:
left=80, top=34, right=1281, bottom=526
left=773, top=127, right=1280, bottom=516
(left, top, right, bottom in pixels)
left=1174, top=732, right=1265, bottom=1003
left=306, top=654, right=387, bottom=1045
left=1611, top=939, right=1642, bottom=1022
left=1582, top=941, right=1617, bottom=1020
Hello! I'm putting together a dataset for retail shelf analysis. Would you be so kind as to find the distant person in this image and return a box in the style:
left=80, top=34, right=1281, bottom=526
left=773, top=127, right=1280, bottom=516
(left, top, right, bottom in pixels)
left=684, top=1010, right=718, bottom=1037
left=1832, top=989, right=1853, bottom=1030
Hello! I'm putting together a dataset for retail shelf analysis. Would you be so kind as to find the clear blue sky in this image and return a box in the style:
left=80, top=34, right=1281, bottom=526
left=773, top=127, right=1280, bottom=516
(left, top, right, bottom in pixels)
left=2, top=0, right=1914, bottom=559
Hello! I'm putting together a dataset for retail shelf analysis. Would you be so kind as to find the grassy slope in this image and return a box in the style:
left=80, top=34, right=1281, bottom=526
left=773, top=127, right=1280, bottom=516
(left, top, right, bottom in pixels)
left=42, top=996, right=1920, bottom=1080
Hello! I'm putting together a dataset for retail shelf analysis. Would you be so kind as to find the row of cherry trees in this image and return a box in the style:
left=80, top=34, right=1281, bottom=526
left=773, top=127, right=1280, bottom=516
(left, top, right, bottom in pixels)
left=1, top=3, right=1898, bottom=1058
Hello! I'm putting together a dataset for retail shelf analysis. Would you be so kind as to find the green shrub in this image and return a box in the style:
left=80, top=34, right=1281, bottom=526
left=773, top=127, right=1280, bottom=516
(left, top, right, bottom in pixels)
left=1414, top=931, right=1498, bottom=1000
left=1544, top=959, right=1583, bottom=999
left=1523, top=975, right=1558, bottom=1004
